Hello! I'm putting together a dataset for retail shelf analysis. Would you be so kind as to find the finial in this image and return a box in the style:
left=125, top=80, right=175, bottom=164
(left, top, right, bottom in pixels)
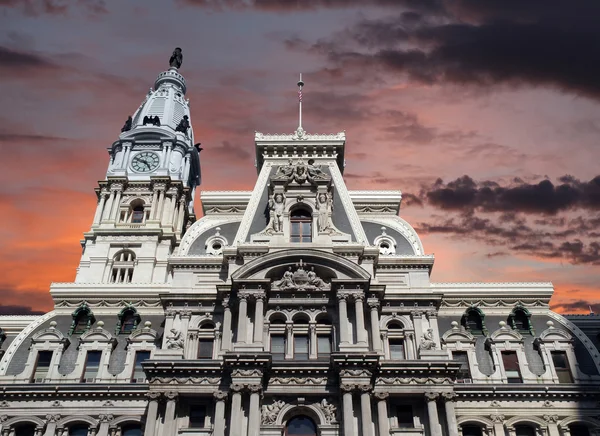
left=169, top=47, right=183, bottom=69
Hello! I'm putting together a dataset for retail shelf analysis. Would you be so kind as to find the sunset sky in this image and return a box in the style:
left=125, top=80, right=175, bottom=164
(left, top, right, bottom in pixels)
left=0, top=0, right=599, bottom=315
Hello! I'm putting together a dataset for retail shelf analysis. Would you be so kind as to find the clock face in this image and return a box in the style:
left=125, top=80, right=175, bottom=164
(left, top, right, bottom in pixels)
left=131, top=151, right=160, bottom=173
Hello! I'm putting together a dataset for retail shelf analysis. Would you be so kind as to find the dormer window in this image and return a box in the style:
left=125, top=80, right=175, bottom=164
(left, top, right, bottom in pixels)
left=290, top=208, right=312, bottom=243
left=69, top=304, right=96, bottom=336
left=117, top=306, right=141, bottom=335
left=508, top=307, right=534, bottom=335
left=461, top=307, right=487, bottom=335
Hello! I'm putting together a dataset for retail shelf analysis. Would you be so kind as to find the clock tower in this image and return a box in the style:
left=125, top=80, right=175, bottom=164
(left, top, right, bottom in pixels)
left=75, top=48, right=200, bottom=285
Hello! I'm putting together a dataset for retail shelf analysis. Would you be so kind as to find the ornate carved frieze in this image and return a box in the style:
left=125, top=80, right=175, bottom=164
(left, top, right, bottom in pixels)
left=269, top=377, right=327, bottom=385
left=149, top=377, right=221, bottom=385
left=272, top=260, right=330, bottom=292
left=231, top=369, right=263, bottom=377
left=376, top=377, right=454, bottom=385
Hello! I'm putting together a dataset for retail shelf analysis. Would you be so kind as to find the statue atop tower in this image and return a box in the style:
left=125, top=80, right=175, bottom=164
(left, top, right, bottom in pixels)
left=169, top=47, right=183, bottom=69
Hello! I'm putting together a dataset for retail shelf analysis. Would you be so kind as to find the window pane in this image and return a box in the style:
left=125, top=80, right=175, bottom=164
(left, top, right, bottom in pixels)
left=502, top=352, right=522, bottom=383
left=83, top=351, right=102, bottom=381
left=453, top=351, right=471, bottom=380
left=396, top=405, right=413, bottom=428
left=69, top=426, right=89, bottom=436
left=515, top=426, right=536, bottom=436
left=462, top=426, right=483, bottom=436
left=122, top=425, right=142, bottom=436
left=121, top=313, right=136, bottom=333
left=291, top=223, right=300, bottom=234
left=318, top=336, right=331, bottom=356
left=569, top=425, right=591, bottom=436
left=133, top=351, right=150, bottom=381
left=15, top=425, right=36, bottom=436
left=294, top=336, right=308, bottom=360
left=198, top=339, right=214, bottom=359
left=33, top=351, right=53, bottom=382
left=389, top=340, right=404, bottom=360
left=286, top=416, right=317, bottom=435
left=551, top=351, right=568, bottom=368
left=271, top=336, right=285, bottom=360
left=190, top=405, right=207, bottom=428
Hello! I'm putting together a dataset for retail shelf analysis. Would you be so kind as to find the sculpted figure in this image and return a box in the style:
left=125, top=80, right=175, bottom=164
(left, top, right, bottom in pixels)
left=307, top=159, right=326, bottom=179
left=420, top=328, right=436, bottom=350
left=275, top=159, right=294, bottom=178
left=308, top=267, right=327, bottom=290
left=175, top=115, right=190, bottom=134
left=169, top=47, right=183, bottom=69
left=320, top=399, right=337, bottom=423
left=316, top=192, right=334, bottom=233
left=274, top=267, right=294, bottom=289
left=166, top=328, right=185, bottom=349
left=268, top=192, right=286, bottom=232
left=261, top=400, right=285, bottom=425
left=121, top=115, right=132, bottom=132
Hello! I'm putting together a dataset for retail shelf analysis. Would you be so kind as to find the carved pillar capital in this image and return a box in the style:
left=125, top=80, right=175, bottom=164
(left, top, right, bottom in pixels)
left=164, top=391, right=179, bottom=401
left=214, top=391, right=229, bottom=401
left=424, top=392, right=439, bottom=402
left=441, top=392, right=458, bottom=402
left=352, top=292, right=365, bottom=302
left=238, top=292, right=250, bottom=302
left=426, top=310, right=438, bottom=319
left=146, top=392, right=162, bottom=401
left=248, top=384, right=262, bottom=393
left=368, top=300, right=380, bottom=310
left=98, top=414, right=114, bottom=423
left=373, top=392, right=389, bottom=400
left=337, top=292, right=348, bottom=302
left=411, top=310, right=423, bottom=318
left=340, top=383, right=355, bottom=393
left=358, top=384, right=371, bottom=392
left=231, top=383, right=245, bottom=393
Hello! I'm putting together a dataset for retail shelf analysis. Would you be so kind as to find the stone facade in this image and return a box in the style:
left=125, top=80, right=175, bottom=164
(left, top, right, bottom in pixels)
left=0, top=53, right=599, bottom=436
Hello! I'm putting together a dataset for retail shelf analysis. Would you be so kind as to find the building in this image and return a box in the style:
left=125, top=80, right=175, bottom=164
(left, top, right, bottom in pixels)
left=1, top=50, right=599, bottom=436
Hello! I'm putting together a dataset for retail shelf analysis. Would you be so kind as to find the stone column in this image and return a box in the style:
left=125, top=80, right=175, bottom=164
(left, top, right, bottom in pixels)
left=102, top=189, right=115, bottom=221
left=354, top=293, right=368, bottom=345
left=237, top=292, right=249, bottom=344
left=543, top=416, right=560, bottom=436
left=374, top=392, right=389, bottom=436
left=110, top=188, right=122, bottom=221
left=248, top=385, right=262, bottom=436
left=341, top=385, right=355, bottom=436
left=406, top=332, right=416, bottom=359
left=309, top=324, right=317, bottom=359
left=222, top=298, right=232, bottom=351
left=369, top=300, right=382, bottom=353
left=144, top=392, right=161, bottom=436
left=381, top=331, right=390, bottom=359
left=490, top=415, right=506, bottom=436
left=150, top=189, right=159, bottom=220
left=286, top=323, right=294, bottom=358
left=34, top=428, right=44, bottom=436
left=163, top=391, right=178, bottom=436
left=175, top=198, right=186, bottom=232
left=337, top=293, right=350, bottom=344
left=360, top=386, right=374, bottom=436
left=506, top=427, right=516, bottom=436
left=442, top=393, right=459, bottom=436
left=411, top=311, right=424, bottom=347
left=230, top=384, right=244, bottom=436
left=253, top=293, right=265, bottom=344
left=43, top=415, right=61, bottom=436
left=93, top=191, right=108, bottom=225
left=156, top=188, right=166, bottom=222
left=97, top=415, right=113, bottom=436
left=213, top=391, right=228, bottom=436
left=123, top=144, right=132, bottom=169
left=425, top=392, right=442, bottom=436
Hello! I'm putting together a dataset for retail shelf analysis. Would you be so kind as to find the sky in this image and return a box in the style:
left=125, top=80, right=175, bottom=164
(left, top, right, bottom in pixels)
left=0, top=0, right=599, bottom=315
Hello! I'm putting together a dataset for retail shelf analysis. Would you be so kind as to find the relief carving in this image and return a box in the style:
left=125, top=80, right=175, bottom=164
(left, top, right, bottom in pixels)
left=272, top=260, right=330, bottom=292
left=261, top=400, right=286, bottom=425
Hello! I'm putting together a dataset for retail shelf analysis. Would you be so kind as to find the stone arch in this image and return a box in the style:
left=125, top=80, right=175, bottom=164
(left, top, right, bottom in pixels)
left=111, top=416, right=144, bottom=426
left=558, top=416, right=600, bottom=430
left=361, top=216, right=424, bottom=255
left=231, top=249, right=371, bottom=281
left=56, top=415, right=98, bottom=428
left=505, top=416, right=547, bottom=428
left=80, top=327, right=114, bottom=342
left=268, top=311, right=291, bottom=323
left=315, top=312, right=333, bottom=324
left=380, top=314, right=413, bottom=330
left=192, top=316, right=216, bottom=330
left=456, top=416, right=494, bottom=428
left=292, top=312, right=311, bottom=324
left=276, top=404, right=328, bottom=427
left=178, top=217, right=242, bottom=255
left=3, top=416, right=46, bottom=428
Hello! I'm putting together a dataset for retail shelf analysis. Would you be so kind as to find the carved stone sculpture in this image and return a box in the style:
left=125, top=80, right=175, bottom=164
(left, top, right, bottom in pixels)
left=261, top=400, right=286, bottom=425
left=316, top=192, right=334, bottom=233
left=272, top=260, right=330, bottom=292
left=121, top=115, right=132, bottom=132
left=274, top=159, right=327, bottom=188
left=169, top=47, right=183, bottom=69
left=175, top=115, right=190, bottom=134
left=318, top=399, right=337, bottom=423
left=266, top=192, right=286, bottom=234
left=166, top=328, right=185, bottom=349
left=307, top=159, right=327, bottom=179
left=419, top=328, right=436, bottom=350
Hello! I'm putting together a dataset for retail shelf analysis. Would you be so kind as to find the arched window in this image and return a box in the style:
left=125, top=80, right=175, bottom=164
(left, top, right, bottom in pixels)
left=14, top=424, right=36, bottom=436
left=69, top=425, right=89, bottom=436
left=131, top=205, right=145, bottom=223
left=387, top=321, right=405, bottom=360
left=461, top=308, right=486, bottom=335
left=508, top=307, right=533, bottom=335
left=69, top=304, right=95, bottom=335
left=111, top=250, right=136, bottom=283
left=122, top=424, right=143, bottom=436
left=514, top=425, right=536, bottom=436
left=198, top=322, right=215, bottom=359
left=290, top=208, right=312, bottom=243
left=285, top=416, right=317, bottom=436
left=461, top=425, right=483, bottom=436
left=121, top=200, right=147, bottom=224
left=117, top=306, right=141, bottom=334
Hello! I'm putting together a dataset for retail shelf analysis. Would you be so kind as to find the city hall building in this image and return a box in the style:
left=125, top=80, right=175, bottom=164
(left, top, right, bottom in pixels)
left=1, top=51, right=599, bottom=436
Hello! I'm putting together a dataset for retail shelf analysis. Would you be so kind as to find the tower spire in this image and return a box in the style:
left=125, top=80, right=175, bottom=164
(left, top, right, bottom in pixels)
left=297, top=73, right=304, bottom=130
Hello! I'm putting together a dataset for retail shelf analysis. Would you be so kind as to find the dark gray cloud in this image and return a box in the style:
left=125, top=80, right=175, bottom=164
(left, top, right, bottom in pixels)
left=0, top=304, right=45, bottom=315
left=0, top=0, right=107, bottom=16
left=0, top=46, right=58, bottom=72
left=550, top=299, right=600, bottom=314
left=209, top=141, right=252, bottom=161
left=182, top=0, right=444, bottom=12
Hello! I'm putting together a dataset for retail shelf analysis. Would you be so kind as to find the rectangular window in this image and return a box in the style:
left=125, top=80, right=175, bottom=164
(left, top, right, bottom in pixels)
left=317, top=336, right=332, bottom=358
left=389, top=339, right=405, bottom=360
left=198, top=339, right=214, bottom=359
left=82, top=350, right=102, bottom=382
left=552, top=351, right=573, bottom=383
left=502, top=351, right=522, bottom=383
left=294, top=336, right=309, bottom=360
left=396, top=405, right=414, bottom=428
left=271, top=336, right=285, bottom=361
left=453, top=351, right=471, bottom=381
left=32, top=350, right=53, bottom=383
left=189, top=405, right=207, bottom=428
left=133, top=351, right=150, bottom=382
